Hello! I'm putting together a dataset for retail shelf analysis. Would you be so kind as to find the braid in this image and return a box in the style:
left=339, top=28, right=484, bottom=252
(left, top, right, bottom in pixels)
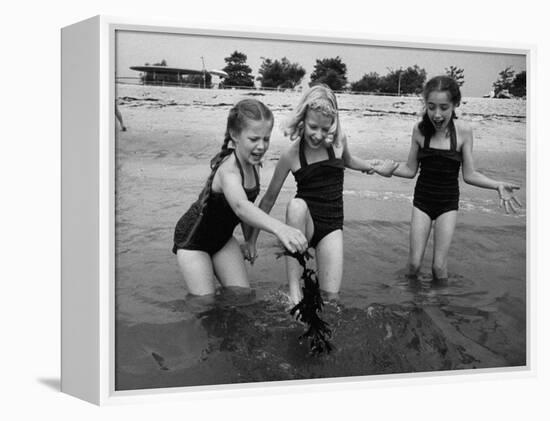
left=199, top=99, right=272, bottom=208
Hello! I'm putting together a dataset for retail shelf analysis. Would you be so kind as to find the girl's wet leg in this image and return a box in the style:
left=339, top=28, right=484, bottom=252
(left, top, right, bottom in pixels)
left=407, top=207, right=432, bottom=280
left=176, top=249, right=216, bottom=296
left=285, top=198, right=313, bottom=304
left=432, top=210, right=457, bottom=284
left=315, top=229, right=343, bottom=295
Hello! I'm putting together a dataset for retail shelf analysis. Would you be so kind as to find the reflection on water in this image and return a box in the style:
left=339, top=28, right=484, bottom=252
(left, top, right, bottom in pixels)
left=116, top=264, right=526, bottom=391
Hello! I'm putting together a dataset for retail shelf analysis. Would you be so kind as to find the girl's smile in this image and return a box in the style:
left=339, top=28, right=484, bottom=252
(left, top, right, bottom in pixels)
left=303, top=110, right=334, bottom=149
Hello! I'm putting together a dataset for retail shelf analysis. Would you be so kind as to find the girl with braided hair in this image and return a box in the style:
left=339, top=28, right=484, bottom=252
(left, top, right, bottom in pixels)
left=172, top=99, right=308, bottom=296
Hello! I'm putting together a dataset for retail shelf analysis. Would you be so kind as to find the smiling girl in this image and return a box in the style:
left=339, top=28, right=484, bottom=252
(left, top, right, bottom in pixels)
left=248, top=84, right=395, bottom=304
left=389, top=75, right=521, bottom=283
left=172, top=99, right=308, bottom=296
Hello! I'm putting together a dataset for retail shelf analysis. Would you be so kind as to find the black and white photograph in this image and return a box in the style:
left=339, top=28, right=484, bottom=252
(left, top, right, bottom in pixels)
left=6, top=0, right=550, bottom=417
left=114, top=28, right=527, bottom=391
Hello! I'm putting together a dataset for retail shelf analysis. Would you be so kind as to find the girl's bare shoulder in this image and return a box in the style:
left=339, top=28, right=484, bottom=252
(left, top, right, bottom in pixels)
left=411, top=121, right=424, bottom=145
left=216, top=153, right=241, bottom=179
left=453, top=120, right=473, bottom=151
left=454, top=119, right=473, bottom=136
left=211, top=153, right=240, bottom=191
left=332, top=139, right=345, bottom=158
left=278, top=139, right=301, bottom=171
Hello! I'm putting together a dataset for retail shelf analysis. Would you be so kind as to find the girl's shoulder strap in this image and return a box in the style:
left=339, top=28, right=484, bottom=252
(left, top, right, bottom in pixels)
left=232, top=150, right=245, bottom=185
left=327, top=144, right=336, bottom=159
left=252, top=163, right=260, bottom=189
left=298, top=137, right=308, bottom=168
left=233, top=150, right=260, bottom=188
left=423, top=130, right=432, bottom=149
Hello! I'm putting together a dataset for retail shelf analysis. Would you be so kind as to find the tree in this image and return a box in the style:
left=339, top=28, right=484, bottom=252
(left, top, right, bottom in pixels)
left=153, top=59, right=167, bottom=66
left=493, top=66, right=515, bottom=98
left=445, top=65, right=465, bottom=87
left=310, top=56, right=348, bottom=91
left=221, top=51, right=255, bottom=88
left=380, top=65, right=427, bottom=95
left=257, top=57, right=306, bottom=89
left=350, top=72, right=382, bottom=92
left=509, top=70, right=526, bottom=98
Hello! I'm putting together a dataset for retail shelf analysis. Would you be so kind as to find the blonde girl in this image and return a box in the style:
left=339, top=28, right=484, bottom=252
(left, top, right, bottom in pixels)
left=249, top=85, right=395, bottom=303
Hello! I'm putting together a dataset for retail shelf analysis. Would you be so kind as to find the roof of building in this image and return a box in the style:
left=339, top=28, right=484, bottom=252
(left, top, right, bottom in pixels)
left=130, top=65, right=227, bottom=77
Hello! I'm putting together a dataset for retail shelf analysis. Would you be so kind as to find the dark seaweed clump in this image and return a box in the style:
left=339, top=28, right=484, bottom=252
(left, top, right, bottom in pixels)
left=277, top=250, right=333, bottom=355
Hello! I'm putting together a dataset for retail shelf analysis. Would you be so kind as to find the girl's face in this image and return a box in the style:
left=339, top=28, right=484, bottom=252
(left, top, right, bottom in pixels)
left=426, top=90, right=455, bottom=132
left=303, top=110, right=334, bottom=149
left=232, top=118, right=273, bottom=166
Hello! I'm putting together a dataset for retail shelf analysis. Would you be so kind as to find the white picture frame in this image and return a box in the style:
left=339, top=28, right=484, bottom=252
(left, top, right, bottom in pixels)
left=61, top=15, right=532, bottom=405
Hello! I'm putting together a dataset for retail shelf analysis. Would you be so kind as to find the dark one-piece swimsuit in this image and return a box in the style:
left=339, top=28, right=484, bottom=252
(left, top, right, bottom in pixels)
left=292, top=138, right=345, bottom=248
left=413, top=120, right=462, bottom=220
left=172, top=151, right=260, bottom=255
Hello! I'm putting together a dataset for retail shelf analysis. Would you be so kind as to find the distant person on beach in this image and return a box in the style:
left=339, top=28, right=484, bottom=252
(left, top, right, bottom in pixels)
left=385, top=75, right=521, bottom=283
left=115, top=104, right=127, bottom=131
left=249, top=84, right=396, bottom=304
left=172, top=99, right=308, bottom=296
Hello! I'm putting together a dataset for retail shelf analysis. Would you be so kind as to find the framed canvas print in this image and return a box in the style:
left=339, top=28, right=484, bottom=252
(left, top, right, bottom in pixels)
left=61, top=15, right=531, bottom=405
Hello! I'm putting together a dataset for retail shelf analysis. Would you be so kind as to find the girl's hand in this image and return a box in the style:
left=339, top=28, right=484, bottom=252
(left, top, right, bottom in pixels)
left=373, top=159, right=399, bottom=177
left=276, top=225, right=308, bottom=254
left=240, top=241, right=258, bottom=264
left=497, top=183, right=522, bottom=214
left=362, top=159, right=382, bottom=175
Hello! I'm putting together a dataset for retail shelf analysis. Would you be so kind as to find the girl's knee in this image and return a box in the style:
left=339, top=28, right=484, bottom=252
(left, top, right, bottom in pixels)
left=286, top=198, right=308, bottom=224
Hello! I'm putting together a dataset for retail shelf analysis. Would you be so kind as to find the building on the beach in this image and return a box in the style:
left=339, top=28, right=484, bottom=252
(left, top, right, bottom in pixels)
left=130, top=65, right=228, bottom=88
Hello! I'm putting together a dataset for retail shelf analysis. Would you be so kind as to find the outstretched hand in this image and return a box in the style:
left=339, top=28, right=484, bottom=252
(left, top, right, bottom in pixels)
left=372, top=159, right=399, bottom=177
left=497, top=183, right=522, bottom=214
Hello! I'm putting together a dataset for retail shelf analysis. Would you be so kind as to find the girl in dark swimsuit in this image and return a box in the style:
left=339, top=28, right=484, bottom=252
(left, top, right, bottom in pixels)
left=248, top=85, right=395, bottom=304
left=389, top=76, right=521, bottom=283
left=173, top=99, right=307, bottom=296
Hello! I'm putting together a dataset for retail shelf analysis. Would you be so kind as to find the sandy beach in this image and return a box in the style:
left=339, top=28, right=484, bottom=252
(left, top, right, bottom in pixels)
left=114, top=84, right=526, bottom=390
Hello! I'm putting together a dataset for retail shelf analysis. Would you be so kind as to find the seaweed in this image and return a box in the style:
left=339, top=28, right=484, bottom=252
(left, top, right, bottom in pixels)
left=277, top=250, right=333, bottom=355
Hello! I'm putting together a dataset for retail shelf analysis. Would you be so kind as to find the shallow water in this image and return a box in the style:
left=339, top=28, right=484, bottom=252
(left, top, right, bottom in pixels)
left=115, top=85, right=526, bottom=391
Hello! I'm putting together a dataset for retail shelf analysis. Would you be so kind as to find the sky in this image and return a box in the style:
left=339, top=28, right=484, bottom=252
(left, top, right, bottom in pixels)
left=116, top=30, right=527, bottom=98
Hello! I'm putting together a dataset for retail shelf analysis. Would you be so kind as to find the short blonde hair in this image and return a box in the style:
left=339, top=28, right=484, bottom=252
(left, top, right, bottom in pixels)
left=283, top=84, right=344, bottom=146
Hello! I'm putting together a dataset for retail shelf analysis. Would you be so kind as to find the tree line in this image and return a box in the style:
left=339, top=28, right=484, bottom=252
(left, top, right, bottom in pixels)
left=146, top=53, right=527, bottom=98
